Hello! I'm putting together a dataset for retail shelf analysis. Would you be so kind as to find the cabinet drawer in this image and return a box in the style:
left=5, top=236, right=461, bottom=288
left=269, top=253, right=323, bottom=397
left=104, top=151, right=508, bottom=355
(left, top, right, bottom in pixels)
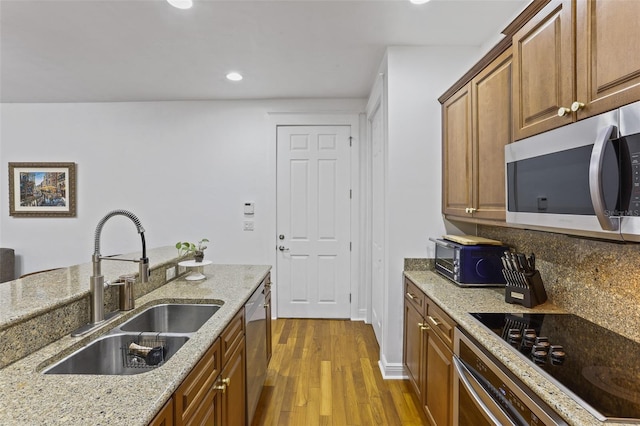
left=221, top=309, right=245, bottom=368
left=425, top=301, right=456, bottom=350
left=174, top=338, right=221, bottom=426
left=404, top=278, right=426, bottom=317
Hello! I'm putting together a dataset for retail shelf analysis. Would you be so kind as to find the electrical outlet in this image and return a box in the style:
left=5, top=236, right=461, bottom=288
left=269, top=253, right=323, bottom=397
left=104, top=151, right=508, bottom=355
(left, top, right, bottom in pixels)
left=243, top=220, right=254, bottom=231
left=165, top=266, right=176, bottom=281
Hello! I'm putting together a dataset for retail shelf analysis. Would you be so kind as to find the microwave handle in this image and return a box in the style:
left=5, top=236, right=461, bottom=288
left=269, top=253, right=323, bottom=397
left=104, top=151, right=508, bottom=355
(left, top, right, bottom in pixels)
left=589, top=124, right=618, bottom=231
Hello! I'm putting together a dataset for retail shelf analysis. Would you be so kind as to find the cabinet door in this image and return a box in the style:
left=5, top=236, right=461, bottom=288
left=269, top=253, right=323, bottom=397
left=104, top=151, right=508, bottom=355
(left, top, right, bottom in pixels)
left=264, top=287, right=272, bottom=363
left=423, top=330, right=453, bottom=426
left=471, top=48, right=512, bottom=221
left=442, top=83, right=473, bottom=217
left=575, top=0, right=640, bottom=119
left=174, top=339, right=221, bottom=426
left=403, top=300, right=426, bottom=400
left=149, top=398, right=174, bottom=426
left=512, top=0, right=573, bottom=140
left=220, top=338, right=246, bottom=426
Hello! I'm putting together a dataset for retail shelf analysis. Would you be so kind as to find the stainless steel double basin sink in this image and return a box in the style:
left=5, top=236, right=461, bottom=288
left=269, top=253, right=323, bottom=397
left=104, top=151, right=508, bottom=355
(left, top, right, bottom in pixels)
left=43, top=303, right=221, bottom=375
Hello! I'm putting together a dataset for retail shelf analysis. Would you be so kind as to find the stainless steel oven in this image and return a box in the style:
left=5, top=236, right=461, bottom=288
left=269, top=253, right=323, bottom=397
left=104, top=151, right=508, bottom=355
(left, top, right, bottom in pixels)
left=453, top=328, right=567, bottom=426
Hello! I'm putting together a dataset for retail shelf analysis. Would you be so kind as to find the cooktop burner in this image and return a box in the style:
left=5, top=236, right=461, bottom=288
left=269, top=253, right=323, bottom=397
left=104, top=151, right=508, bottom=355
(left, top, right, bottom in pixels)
left=470, top=312, right=640, bottom=422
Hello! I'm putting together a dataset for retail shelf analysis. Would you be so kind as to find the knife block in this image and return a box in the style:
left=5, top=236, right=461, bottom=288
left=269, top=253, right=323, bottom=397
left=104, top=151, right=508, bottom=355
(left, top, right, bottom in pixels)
left=503, top=269, right=547, bottom=308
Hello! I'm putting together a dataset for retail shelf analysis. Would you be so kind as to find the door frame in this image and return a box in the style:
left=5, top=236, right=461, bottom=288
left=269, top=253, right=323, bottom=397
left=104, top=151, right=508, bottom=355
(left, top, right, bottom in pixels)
left=268, top=112, right=363, bottom=320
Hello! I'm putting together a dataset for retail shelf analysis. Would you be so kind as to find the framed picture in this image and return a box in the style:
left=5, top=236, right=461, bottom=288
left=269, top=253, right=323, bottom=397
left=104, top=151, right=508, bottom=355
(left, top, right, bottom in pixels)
left=8, top=162, right=76, bottom=217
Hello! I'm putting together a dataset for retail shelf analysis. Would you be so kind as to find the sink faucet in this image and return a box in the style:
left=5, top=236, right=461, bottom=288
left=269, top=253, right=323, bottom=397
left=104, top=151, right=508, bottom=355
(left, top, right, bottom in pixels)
left=73, top=210, right=149, bottom=336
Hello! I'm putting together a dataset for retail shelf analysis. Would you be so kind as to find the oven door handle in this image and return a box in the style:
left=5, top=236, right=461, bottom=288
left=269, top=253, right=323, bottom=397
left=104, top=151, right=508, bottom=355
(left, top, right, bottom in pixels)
left=453, top=357, right=517, bottom=426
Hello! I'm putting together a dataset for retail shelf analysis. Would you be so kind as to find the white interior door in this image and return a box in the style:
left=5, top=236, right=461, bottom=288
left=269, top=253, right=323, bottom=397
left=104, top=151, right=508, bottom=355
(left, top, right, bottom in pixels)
left=276, top=125, right=351, bottom=318
left=370, top=105, right=385, bottom=345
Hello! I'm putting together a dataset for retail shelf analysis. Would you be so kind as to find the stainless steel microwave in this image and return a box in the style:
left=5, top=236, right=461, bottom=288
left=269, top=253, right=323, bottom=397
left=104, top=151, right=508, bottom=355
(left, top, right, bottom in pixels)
left=505, top=101, right=640, bottom=242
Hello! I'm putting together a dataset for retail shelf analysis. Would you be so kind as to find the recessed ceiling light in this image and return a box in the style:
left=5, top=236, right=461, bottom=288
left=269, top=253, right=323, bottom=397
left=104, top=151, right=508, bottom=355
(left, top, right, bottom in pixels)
left=409, top=0, right=430, bottom=4
left=226, top=72, right=243, bottom=82
left=167, top=0, right=193, bottom=10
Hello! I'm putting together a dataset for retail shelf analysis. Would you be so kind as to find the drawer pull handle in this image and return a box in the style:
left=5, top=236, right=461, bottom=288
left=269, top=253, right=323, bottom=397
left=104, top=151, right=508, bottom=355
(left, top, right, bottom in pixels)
left=428, top=316, right=442, bottom=327
left=406, top=292, right=415, bottom=300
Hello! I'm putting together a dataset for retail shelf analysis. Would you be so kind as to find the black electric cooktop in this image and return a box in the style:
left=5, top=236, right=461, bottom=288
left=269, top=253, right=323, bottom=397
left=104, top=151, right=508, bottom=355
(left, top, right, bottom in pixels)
left=470, top=312, right=640, bottom=422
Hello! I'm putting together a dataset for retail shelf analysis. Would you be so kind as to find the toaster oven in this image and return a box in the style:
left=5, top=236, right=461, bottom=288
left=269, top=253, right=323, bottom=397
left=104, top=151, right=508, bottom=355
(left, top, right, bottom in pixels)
left=430, top=238, right=507, bottom=287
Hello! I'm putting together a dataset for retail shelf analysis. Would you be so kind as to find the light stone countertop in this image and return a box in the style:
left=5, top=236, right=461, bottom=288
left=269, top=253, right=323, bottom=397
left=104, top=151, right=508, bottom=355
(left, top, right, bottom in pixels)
left=0, top=263, right=271, bottom=425
left=404, top=270, right=638, bottom=426
left=0, top=246, right=179, bottom=328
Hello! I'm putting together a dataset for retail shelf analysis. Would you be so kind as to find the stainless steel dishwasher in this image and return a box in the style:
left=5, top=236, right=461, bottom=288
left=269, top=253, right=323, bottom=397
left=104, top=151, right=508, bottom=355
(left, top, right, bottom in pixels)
left=245, top=281, right=268, bottom=425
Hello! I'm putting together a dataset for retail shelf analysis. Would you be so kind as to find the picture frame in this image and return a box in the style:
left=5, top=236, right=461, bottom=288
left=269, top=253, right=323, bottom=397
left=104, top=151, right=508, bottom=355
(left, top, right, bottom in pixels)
left=8, top=162, right=76, bottom=217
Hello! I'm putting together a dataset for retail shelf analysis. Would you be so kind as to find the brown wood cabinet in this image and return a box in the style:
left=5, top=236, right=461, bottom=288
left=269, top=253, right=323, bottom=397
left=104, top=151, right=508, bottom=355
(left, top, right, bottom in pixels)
left=218, top=309, right=246, bottom=426
left=149, top=398, right=174, bottom=426
left=150, top=298, right=256, bottom=426
left=443, top=49, right=512, bottom=221
left=513, top=0, right=640, bottom=140
left=173, top=337, right=222, bottom=426
left=403, top=277, right=456, bottom=426
left=264, top=278, right=272, bottom=363
left=220, top=338, right=246, bottom=426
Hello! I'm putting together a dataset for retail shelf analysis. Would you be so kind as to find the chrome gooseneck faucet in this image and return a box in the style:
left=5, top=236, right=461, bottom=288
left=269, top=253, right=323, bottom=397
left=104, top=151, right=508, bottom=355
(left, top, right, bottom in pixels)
left=73, top=210, right=149, bottom=337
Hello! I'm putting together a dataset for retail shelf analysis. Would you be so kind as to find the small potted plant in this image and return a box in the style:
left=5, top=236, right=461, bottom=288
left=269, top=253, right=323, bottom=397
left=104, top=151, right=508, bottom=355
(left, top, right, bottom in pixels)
left=175, top=238, right=209, bottom=262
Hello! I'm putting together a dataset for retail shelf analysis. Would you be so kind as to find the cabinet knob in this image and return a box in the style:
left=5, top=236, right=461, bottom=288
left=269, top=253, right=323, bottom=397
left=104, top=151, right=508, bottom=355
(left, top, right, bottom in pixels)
left=557, top=107, right=571, bottom=117
left=263, top=303, right=270, bottom=309
left=214, top=377, right=231, bottom=393
left=418, top=322, right=429, bottom=331
left=465, top=207, right=476, bottom=214
left=571, top=101, right=585, bottom=112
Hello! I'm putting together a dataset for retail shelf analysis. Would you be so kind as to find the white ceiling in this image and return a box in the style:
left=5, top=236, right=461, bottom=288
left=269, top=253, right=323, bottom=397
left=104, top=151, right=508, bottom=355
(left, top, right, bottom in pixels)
left=0, top=0, right=529, bottom=103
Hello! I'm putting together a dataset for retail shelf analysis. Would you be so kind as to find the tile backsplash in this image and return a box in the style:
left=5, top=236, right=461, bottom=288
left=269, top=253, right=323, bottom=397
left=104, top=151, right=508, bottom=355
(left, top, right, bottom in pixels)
left=477, top=225, right=640, bottom=343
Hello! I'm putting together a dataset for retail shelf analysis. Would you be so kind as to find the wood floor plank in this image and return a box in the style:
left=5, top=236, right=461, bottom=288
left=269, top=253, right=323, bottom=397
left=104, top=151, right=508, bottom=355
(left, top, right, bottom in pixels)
left=253, top=318, right=429, bottom=426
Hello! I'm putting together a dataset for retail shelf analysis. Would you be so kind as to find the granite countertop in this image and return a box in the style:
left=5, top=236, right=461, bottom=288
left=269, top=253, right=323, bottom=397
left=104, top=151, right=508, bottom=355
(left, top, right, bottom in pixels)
left=0, top=263, right=271, bottom=425
left=403, top=270, right=632, bottom=426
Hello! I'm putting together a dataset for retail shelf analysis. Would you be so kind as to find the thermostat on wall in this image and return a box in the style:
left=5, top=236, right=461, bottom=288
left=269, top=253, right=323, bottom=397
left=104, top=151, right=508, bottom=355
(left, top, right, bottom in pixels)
left=244, top=202, right=254, bottom=215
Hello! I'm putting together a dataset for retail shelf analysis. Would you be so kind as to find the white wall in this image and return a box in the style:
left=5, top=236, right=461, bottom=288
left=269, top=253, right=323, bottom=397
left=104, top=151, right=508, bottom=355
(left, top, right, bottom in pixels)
left=0, top=99, right=365, bottom=276
left=379, top=45, right=482, bottom=372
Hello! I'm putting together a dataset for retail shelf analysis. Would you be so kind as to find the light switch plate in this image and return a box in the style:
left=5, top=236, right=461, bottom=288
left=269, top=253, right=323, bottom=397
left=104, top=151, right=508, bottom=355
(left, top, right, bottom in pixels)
left=243, top=220, right=254, bottom=231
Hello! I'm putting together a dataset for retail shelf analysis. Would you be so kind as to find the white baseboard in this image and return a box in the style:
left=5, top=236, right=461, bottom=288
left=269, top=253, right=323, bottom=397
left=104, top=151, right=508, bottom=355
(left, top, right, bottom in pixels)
left=377, top=353, right=408, bottom=379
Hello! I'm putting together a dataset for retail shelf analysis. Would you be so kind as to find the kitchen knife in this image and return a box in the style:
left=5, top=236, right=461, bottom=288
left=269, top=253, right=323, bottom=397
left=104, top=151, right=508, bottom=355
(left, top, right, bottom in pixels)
left=516, top=253, right=529, bottom=273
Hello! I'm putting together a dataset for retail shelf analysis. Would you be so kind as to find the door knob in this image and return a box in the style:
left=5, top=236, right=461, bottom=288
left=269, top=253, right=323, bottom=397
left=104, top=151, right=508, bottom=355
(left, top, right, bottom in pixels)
left=278, top=246, right=290, bottom=252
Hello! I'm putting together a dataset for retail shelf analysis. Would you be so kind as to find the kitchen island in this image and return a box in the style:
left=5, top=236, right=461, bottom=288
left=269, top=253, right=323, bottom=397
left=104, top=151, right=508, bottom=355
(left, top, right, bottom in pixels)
left=0, top=252, right=270, bottom=425
left=405, top=270, right=638, bottom=426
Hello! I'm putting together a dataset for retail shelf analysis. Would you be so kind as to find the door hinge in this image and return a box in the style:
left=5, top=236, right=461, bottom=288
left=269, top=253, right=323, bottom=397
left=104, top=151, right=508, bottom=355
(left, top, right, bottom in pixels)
left=349, top=136, right=353, bottom=147
left=349, top=189, right=352, bottom=199
left=349, top=293, right=352, bottom=303
left=350, top=242, right=352, bottom=251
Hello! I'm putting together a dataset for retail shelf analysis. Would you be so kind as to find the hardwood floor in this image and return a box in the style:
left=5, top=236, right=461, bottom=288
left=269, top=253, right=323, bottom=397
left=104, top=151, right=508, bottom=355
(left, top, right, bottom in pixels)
left=252, top=319, right=429, bottom=426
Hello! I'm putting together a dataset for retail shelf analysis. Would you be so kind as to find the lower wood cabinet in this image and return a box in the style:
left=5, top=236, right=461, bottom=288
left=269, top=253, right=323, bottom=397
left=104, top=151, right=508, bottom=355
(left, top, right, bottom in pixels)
left=147, top=274, right=272, bottom=426
left=403, top=277, right=456, bottom=426
left=149, top=398, right=174, bottom=426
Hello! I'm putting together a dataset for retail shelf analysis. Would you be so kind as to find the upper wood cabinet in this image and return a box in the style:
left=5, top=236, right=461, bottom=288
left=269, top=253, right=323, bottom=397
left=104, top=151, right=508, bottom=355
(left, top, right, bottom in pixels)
left=575, top=0, right=640, bottom=119
left=443, top=49, right=512, bottom=221
left=512, top=0, right=640, bottom=140
left=442, top=84, right=472, bottom=218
